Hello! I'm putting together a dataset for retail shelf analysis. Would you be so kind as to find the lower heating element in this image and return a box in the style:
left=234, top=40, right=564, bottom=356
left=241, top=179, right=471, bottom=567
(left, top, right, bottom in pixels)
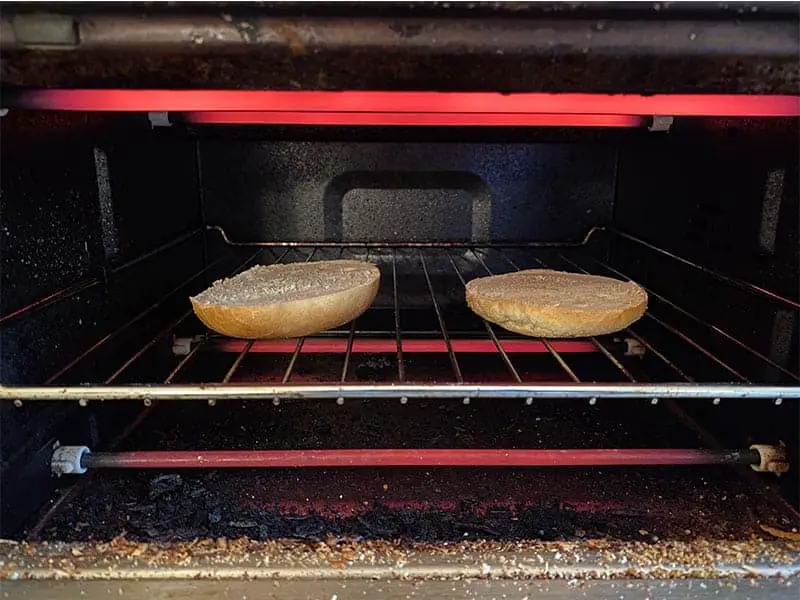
left=51, top=445, right=787, bottom=472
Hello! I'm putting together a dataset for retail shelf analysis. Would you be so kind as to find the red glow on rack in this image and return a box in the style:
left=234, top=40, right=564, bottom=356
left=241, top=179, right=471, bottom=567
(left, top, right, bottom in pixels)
left=185, top=112, right=643, bottom=127
left=210, top=338, right=599, bottom=354
left=13, top=90, right=800, bottom=126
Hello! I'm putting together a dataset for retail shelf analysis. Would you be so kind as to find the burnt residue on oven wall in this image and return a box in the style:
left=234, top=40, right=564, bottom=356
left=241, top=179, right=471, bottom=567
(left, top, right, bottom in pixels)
left=33, top=398, right=799, bottom=544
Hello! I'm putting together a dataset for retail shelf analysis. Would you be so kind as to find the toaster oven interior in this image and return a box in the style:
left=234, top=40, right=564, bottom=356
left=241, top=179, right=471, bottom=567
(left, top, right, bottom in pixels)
left=1, top=108, right=798, bottom=565
left=0, top=5, right=799, bottom=591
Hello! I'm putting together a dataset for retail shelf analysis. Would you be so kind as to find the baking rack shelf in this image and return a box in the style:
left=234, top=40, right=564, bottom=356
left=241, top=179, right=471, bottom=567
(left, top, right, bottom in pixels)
left=1, top=228, right=798, bottom=403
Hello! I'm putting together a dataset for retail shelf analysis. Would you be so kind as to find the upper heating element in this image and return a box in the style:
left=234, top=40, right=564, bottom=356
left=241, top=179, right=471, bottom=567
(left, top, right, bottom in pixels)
left=8, top=90, right=800, bottom=127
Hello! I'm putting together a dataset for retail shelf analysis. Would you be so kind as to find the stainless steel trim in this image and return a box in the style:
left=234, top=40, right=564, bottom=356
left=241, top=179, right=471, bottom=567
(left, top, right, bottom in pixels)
left=2, top=383, right=798, bottom=402
left=6, top=577, right=800, bottom=600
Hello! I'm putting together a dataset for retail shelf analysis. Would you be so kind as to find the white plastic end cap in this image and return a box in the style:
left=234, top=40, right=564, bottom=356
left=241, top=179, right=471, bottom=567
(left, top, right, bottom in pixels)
left=51, top=445, right=91, bottom=476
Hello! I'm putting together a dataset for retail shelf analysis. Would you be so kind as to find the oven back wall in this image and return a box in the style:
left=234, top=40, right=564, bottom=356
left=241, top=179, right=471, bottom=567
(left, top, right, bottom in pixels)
left=199, top=141, right=617, bottom=244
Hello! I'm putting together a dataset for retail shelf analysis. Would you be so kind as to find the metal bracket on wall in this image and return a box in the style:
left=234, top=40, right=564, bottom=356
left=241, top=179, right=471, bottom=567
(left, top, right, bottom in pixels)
left=148, top=112, right=172, bottom=128
left=649, top=115, right=674, bottom=132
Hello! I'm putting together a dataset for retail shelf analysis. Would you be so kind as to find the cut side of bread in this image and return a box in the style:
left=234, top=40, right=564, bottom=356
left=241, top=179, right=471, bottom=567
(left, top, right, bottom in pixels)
left=465, top=269, right=647, bottom=338
left=191, top=260, right=380, bottom=339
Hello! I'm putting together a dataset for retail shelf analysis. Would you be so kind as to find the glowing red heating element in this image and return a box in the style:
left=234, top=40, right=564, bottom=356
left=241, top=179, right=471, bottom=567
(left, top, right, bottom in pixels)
left=14, top=90, right=800, bottom=127
left=187, top=112, right=644, bottom=127
left=83, top=448, right=755, bottom=469
left=211, top=338, right=599, bottom=354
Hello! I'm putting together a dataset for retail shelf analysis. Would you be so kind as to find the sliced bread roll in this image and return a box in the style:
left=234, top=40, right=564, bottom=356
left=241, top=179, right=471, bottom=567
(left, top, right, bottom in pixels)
left=191, top=260, right=380, bottom=339
left=465, top=269, right=647, bottom=338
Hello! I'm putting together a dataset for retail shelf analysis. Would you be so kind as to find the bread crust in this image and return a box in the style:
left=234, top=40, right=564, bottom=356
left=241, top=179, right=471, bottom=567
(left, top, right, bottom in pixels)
left=465, top=269, right=647, bottom=338
left=190, top=261, right=380, bottom=339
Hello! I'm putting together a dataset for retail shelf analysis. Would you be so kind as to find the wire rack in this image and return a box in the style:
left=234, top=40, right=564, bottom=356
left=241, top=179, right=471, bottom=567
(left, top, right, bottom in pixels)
left=1, top=227, right=798, bottom=404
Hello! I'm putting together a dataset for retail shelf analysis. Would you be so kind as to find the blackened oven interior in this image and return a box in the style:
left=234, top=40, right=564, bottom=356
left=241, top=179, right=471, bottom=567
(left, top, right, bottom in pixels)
left=1, top=112, right=798, bottom=543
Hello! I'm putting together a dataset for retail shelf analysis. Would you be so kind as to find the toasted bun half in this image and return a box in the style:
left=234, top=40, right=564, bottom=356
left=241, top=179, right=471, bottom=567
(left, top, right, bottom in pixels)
left=190, top=260, right=380, bottom=339
left=465, top=269, right=647, bottom=338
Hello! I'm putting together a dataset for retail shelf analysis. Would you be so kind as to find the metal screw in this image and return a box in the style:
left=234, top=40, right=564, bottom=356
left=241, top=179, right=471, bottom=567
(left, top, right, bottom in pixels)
left=400, top=397, right=408, bottom=405
left=336, top=397, right=345, bottom=405
left=272, top=398, right=280, bottom=406
left=207, top=399, right=216, bottom=407
left=712, top=398, right=721, bottom=405
left=78, top=399, right=88, bottom=407
left=463, top=397, right=471, bottom=405
left=650, top=398, right=659, bottom=405
left=143, top=399, right=152, bottom=407
left=774, top=397, right=783, bottom=406
left=589, top=397, right=597, bottom=406
left=525, top=397, right=533, bottom=406
left=13, top=400, right=22, bottom=408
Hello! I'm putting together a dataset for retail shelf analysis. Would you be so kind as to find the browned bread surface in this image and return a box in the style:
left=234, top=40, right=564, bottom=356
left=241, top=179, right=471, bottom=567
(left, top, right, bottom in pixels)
left=465, top=269, right=647, bottom=338
left=190, top=260, right=380, bottom=339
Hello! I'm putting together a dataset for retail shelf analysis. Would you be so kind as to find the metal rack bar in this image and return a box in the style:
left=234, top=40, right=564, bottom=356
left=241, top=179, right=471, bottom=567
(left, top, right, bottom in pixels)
left=419, top=251, right=463, bottom=383
left=105, top=309, right=193, bottom=384
left=558, top=254, right=750, bottom=383
left=524, top=253, right=638, bottom=383
left=475, top=249, right=582, bottom=383
left=0, top=227, right=204, bottom=327
left=281, top=340, right=305, bottom=384
left=82, top=447, right=759, bottom=470
left=500, top=248, right=746, bottom=384
left=222, top=340, right=255, bottom=384
left=45, top=252, right=234, bottom=384
left=281, top=248, right=318, bottom=384
left=558, top=251, right=748, bottom=382
left=164, top=337, right=208, bottom=384
left=340, top=248, right=369, bottom=384
left=162, top=248, right=291, bottom=385
left=4, top=383, right=797, bottom=402
left=103, top=250, right=266, bottom=385
left=606, top=228, right=800, bottom=311
left=340, top=322, right=357, bottom=383
left=391, top=249, right=406, bottom=382
left=589, top=340, right=637, bottom=381
left=581, top=255, right=799, bottom=381
left=549, top=254, right=696, bottom=383
left=646, top=312, right=749, bottom=382
left=447, top=252, right=521, bottom=383
left=108, top=228, right=203, bottom=276
left=208, top=225, right=593, bottom=249
left=624, top=329, right=696, bottom=382
left=541, top=339, right=581, bottom=383
left=0, top=278, right=98, bottom=327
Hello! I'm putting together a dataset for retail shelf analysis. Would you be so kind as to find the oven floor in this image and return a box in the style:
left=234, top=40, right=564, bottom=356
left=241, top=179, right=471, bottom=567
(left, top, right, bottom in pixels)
left=33, top=399, right=800, bottom=544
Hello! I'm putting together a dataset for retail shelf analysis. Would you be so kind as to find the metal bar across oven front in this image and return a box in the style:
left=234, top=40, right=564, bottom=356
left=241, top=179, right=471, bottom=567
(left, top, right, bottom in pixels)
left=2, top=383, right=797, bottom=402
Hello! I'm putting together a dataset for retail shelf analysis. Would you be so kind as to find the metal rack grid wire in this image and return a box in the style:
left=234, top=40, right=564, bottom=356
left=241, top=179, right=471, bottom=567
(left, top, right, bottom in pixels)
left=1, top=228, right=798, bottom=403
